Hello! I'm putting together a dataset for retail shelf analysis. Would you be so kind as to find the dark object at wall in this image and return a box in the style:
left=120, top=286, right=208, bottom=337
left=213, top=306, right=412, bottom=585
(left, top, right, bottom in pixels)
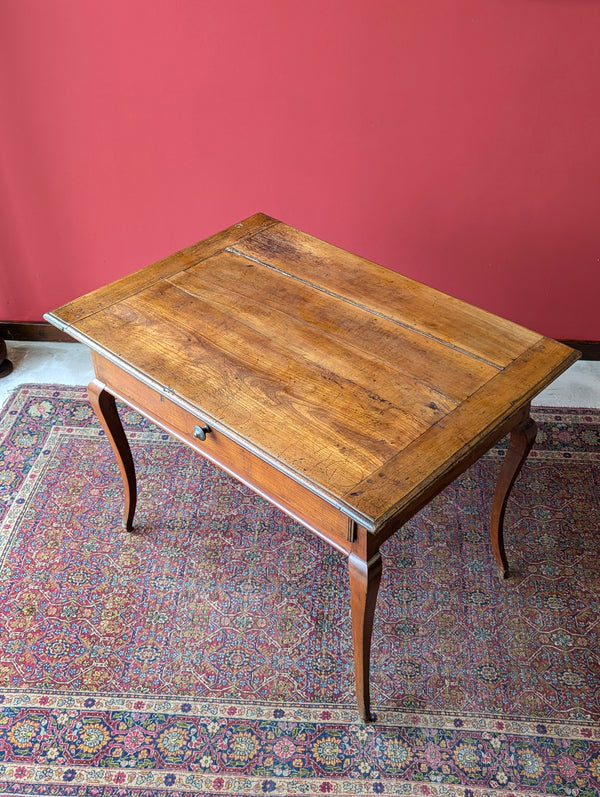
left=0, top=336, right=13, bottom=378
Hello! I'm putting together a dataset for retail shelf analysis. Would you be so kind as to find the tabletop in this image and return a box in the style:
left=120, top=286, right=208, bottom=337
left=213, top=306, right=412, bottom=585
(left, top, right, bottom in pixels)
left=46, top=213, right=579, bottom=535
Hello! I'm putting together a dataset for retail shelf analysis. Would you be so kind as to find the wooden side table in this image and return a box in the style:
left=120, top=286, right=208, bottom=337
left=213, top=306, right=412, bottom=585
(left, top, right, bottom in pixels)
left=45, top=214, right=579, bottom=721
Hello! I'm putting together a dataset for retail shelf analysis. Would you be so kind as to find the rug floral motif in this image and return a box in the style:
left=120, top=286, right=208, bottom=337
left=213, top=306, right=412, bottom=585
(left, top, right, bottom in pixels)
left=0, top=385, right=598, bottom=796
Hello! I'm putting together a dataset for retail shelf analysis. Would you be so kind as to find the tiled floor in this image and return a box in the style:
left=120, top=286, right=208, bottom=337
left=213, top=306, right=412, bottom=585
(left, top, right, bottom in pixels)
left=0, top=340, right=599, bottom=410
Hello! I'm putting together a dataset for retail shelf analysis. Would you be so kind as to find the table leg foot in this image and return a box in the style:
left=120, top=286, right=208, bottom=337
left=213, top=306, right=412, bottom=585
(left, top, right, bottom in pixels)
left=490, top=411, right=537, bottom=578
left=88, top=379, right=137, bottom=531
left=348, top=551, right=382, bottom=723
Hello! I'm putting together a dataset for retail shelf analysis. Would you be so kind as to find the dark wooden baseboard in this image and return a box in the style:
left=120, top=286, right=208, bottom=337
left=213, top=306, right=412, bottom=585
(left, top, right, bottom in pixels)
left=560, top=341, right=600, bottom=361
left=1, top=322, right=74, bottom=343
left=1, top=321, right=599, bottom=360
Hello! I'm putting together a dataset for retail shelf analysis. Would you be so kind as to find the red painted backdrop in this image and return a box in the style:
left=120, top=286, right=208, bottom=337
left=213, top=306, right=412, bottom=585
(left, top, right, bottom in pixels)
left=1, top=0, right=598, bottom=339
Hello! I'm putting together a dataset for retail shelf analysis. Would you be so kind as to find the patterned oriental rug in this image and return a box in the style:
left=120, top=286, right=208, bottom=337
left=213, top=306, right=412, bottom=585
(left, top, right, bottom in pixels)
left=0, top=384, right=598, bottom=797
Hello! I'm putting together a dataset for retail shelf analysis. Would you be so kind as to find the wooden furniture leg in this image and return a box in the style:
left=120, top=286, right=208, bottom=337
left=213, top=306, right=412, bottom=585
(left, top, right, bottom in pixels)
left=490, top=410, right=538, bottom=579
left=88, top=379, right=137, bottom=531
left=348, top=551, right=382, bottom=722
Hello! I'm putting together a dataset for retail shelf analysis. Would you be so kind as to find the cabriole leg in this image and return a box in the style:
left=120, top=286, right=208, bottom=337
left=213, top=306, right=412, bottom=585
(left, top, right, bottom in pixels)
left=491, top=411, right=538, bottom=579
left=348, top=551, right=382, bottom=722
left=88, top=379, right=137, bottom=531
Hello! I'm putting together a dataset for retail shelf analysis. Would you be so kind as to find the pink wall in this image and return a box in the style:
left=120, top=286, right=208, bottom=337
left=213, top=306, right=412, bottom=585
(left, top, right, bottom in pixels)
left=1, top=0, right=599, bottom=339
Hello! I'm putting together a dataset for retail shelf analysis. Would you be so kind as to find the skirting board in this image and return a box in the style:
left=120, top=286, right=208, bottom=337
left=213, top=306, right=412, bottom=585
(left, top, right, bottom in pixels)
left=1, top=321, right=599, bottom=360
left=1, top=322, right=74, bottom=343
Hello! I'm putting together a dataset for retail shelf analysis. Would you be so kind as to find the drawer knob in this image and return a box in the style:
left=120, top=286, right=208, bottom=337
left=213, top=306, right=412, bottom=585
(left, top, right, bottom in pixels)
left=193, top=424, right=211, bottom=441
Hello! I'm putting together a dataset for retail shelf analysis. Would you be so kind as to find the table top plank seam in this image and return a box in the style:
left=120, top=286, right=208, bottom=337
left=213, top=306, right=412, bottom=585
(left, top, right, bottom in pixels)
left=226, top=244, right=504, bottom=371
left=163, top=272, right=462, bottom=413
left=235, top=223, right=542, bottom=366
left=175, top=249, right=500, bottom=403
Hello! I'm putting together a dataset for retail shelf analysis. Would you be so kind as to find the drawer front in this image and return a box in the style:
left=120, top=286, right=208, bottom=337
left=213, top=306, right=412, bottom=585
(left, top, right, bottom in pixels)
left=92, top=354, right=353, bottom=550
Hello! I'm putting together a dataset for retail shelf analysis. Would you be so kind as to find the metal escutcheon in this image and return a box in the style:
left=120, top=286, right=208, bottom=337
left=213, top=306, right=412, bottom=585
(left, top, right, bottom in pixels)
left=193, top=424, right=211, bottom=441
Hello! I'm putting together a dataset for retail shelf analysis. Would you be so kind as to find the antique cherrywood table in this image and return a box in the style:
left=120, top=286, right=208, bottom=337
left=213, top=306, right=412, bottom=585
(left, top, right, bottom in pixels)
left=45, top=214, right=578, bottom=721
